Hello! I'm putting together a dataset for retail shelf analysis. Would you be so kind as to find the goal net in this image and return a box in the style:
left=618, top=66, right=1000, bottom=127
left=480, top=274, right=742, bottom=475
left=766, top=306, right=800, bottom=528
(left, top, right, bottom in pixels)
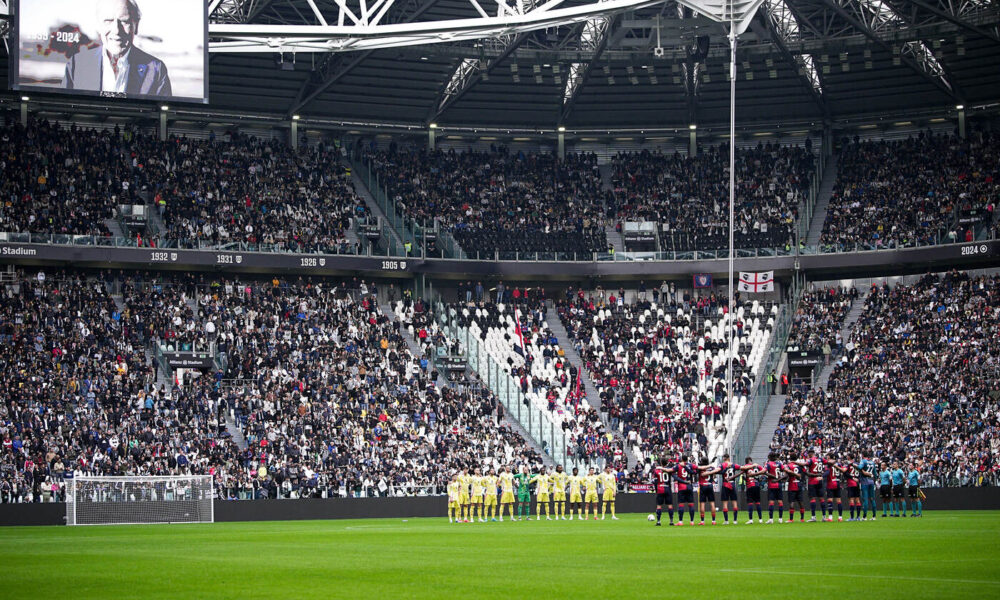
left=66, top=475, right=214, bottom=526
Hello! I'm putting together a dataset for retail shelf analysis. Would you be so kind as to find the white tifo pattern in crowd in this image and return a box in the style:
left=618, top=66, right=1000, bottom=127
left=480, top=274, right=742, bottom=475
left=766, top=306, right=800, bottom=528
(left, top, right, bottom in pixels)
left=569, top=300, right=777, bottom=461
left=462, top=304, right=588, bottom=434
left=66, top=476, right=214, bottom=526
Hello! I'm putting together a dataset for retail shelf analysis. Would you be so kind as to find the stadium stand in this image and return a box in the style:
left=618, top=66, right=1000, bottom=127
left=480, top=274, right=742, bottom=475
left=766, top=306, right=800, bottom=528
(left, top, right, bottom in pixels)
left=0, top=118, right=369, bottom=254
left=0, top=270, right=234, bottom=504
left=0, top=119, right=122, bottom=236
left=555, top=286, right=779, bottom=469
left=771, top=271, right=1000, bottom=486
left=0, top=270, right=544, bottom=502
left=785, top=286, right=858, bottom=356
left=430, top=294, right=626, bottom=467
left=819, top=132, right=1000, bottom=251
left=158, top=135, right=366, bottom=254
left=364, top=148, right=610, bottom=258
left=187, top=277, right=544, bottom=498
left=609, top=142, right=815, bottom=251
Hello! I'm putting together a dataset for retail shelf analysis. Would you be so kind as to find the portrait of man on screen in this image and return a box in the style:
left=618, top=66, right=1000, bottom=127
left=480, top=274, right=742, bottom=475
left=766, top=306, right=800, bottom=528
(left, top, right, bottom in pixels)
left=61, top=0, right=172, bottom=97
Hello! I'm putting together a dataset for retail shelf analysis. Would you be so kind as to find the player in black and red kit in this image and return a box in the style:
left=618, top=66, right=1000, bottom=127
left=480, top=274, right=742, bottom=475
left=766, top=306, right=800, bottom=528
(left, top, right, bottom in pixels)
left=718, top=454, right=740, bottom=525
left=696, top=457, right=722, bottom=525
left=652, top=457, right=675, bottom=526
left=673, top=456, right=697, bottom=526
left=841, top=455, right=862, bottom=521
left=797, top=449, right=827, bottom=522
left=763, top=452, right=785, bottom=524
left=741, top=457, right=764, bottom=524
left=825, top=453, right=844, bottom=521
left=782, top=454, right=806, bottom=522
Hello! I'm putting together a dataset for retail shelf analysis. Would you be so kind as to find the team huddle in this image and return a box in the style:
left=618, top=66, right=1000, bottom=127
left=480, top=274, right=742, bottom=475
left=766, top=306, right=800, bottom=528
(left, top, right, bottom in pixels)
left=447, top=466, right=619, bottom=522
left=652, top=449, right=926, bottom=526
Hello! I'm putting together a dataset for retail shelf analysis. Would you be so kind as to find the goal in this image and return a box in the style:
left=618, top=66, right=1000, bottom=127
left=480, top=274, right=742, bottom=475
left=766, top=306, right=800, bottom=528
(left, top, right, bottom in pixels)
left=66, top=475, right=214, bottom=526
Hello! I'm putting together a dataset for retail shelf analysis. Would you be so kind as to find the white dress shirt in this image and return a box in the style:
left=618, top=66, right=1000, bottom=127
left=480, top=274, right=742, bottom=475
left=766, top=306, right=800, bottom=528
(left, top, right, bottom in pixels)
left=101, top=48, right=131, bottom=93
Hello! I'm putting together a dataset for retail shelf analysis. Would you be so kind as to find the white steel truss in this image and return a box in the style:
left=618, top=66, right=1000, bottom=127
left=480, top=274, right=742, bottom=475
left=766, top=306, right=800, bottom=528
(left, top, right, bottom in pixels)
left=764, top=0, right=823, bottom=94
left=675, top=0, right=768, bottom=35
left=833, top=0, right=955, bottom=92
left=561, top=6, right=614, bottom=110
left=209, top=0, right=666, bottom=53
left=209, top=0, right=274, bottom=23
left=431, top=32, right=528, bottom=120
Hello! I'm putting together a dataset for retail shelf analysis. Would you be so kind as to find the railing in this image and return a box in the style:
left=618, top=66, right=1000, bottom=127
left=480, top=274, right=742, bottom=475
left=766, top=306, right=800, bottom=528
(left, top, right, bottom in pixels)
left=795, top=147, right=826, bottom=244
left=351, top=155, right=431, bottom=258
left=0, top=227, right=994, bottom=262
left=431, top=299, right=585, bottom=469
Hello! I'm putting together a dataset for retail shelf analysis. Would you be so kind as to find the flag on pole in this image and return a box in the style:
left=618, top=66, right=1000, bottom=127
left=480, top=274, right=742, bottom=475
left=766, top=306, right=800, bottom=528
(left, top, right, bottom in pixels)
left=737, top=271, right=774, bottom=293
left=513, top=308, right=525, bottom=356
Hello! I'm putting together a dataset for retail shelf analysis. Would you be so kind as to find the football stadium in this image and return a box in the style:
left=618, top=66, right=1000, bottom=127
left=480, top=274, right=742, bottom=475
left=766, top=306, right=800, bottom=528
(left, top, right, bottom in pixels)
left=0, top=0, right=998, bottom=597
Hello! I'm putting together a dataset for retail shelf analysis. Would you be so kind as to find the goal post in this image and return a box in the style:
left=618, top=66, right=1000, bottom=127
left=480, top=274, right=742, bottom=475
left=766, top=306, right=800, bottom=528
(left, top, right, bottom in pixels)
left=66, top=475, right=214, bottom=526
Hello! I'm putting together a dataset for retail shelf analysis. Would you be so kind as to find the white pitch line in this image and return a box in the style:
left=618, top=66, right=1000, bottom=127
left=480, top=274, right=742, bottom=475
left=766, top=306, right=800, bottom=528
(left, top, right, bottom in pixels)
left=719, top=568, right=1000, bottom=586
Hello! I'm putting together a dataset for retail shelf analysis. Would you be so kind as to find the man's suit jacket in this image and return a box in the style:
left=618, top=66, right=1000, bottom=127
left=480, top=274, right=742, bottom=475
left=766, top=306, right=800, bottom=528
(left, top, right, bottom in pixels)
left=62, top=45, right=172, bottom=98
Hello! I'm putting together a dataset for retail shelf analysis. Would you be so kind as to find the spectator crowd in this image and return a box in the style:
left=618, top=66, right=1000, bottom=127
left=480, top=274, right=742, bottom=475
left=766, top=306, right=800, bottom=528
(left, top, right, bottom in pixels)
left=772, top=271, right=1000, bottom=486
left=785, top=285, right=858, bottom=357
left=0, top=269, right=545, bottom=503
left=820, top=131, right=999, bottom=251
left=555, top=285, right=778, bottom=478
left=366, top=147, right=610, bottom=257
left=610, top=142, right=815, bottom=251
left=0, top=117, right=368, bottom=254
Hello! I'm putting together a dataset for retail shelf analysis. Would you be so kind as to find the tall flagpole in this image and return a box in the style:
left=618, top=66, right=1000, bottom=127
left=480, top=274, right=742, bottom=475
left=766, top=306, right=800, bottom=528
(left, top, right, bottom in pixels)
left=726, top=2, right=737, bottom=447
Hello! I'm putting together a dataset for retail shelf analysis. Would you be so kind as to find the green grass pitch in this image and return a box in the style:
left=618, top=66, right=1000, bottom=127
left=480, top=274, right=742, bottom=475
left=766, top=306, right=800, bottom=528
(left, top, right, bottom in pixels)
left=1, top=511, right=998, bottom=599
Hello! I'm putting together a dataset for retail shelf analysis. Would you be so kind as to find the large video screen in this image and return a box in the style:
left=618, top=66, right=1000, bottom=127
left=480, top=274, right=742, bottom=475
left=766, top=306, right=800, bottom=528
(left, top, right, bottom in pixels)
left=11, top=0, right=207, bottom=103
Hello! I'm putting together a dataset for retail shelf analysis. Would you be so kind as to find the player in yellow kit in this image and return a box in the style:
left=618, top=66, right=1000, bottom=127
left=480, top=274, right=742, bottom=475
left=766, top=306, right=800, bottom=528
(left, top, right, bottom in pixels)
left=446, top=475, right=460, bottom=523
left=457, top=468, right=472, bottom=523
left=470, top=467, right=486, bottom=522
left=531, top=466, right=552, bottom=520
left=551, top=465, right=568, bottom=520
left=600, top=465, right=619, bottom=520
left=482, top=469, right=499, bottom=521
left=498, top=466, right=516, bottom=521
left=583, top=467, right=600, bottom=520
left=567, top=467, right=584, bottom=520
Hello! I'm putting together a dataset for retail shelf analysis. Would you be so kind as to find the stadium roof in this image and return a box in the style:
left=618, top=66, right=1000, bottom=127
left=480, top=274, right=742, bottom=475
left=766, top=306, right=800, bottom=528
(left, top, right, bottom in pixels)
left=1, top=0, right=998, bottom=130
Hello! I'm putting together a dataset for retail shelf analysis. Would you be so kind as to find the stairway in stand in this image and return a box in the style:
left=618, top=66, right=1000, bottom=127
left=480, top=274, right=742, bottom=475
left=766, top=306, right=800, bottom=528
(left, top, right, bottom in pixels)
left=544, top=305, right=638, bottom=469
left=814, top=288, right=869, bottom=390
left=748, top=395, right=788, bottom=461
left=805, top=154, right=839, bottom=246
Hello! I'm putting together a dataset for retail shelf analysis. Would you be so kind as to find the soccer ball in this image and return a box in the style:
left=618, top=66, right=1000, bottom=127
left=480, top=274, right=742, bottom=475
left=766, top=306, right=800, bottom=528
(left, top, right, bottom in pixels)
left=647, top=514, right=656, bottom=521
